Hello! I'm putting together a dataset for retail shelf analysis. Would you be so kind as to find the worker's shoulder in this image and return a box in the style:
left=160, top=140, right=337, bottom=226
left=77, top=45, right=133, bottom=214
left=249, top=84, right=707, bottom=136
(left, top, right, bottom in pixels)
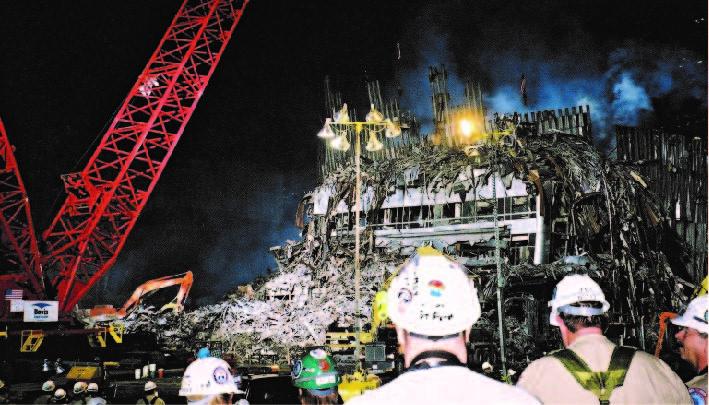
left=347, top=367, right=539, bottom=404
left=524, top=352, right=566, bottom=370
left=626, top=347, right=672, bottom=371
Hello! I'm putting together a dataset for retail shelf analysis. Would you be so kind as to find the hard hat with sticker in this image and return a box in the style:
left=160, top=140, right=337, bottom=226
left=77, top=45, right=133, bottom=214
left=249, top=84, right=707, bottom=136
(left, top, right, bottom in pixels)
left=292, top=349, right=340, bottom=392
left=387, top=246, right=481, bottom=337
left=179, top=357, right=242, bottom=397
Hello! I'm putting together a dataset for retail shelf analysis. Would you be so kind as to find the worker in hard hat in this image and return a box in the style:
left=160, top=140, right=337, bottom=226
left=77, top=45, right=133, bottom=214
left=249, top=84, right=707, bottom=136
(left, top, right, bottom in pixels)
left=86, top=383, right=99, bottom=396
left=671, top=295, right=708, bottom=404
left=179, top=357, right=244, bottom=404
left=137, top=381, right=165, bottom=405
left=33, top=380, right=56, bottom=404
left=347, top=246, right=539, bottom=404
left=517, top=274, right=691, bottom=404
left=85, top=382, right=106, bottom=404
left=292, top=348, right=340, bottom=404
left=69, top=382, right=89, bottom=405
left=51, top=389, right=68, bottom=404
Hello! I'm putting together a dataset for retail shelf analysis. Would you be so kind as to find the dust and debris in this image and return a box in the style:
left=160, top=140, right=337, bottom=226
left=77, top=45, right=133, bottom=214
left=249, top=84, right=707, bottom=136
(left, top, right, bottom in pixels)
left=122, top=127, right=692, bottom=369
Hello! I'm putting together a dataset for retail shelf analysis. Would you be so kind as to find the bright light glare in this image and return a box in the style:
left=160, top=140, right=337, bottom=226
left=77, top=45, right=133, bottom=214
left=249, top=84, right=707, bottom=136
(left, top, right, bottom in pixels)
left=458, top=119, right=474, bottom=137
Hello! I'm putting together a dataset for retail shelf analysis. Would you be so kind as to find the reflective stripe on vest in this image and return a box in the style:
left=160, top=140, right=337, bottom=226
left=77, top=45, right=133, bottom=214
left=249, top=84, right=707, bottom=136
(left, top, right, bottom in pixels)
left=552, top=346, right=635, bottom=404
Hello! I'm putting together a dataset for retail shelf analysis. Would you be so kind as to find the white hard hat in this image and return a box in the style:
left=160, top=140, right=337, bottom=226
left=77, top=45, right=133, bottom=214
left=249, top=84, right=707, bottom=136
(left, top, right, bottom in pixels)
left=387, top=246, right=481, bottom=337
left=87, top=382, right=99, bottom=392
left=670, top=295, right=709, bottom=334
left=548, top=274, right=610, bottom=326
left=73, top=381, right=88, bottom=394
left=179, top=357, right=243, bottom=397
left=144, top=381, right=157, bottom=391
left=42, top=380, right=55, bottom=392
left=87, top=398, right=107, bottom=405
left=54, top=388, right=67, bottom=399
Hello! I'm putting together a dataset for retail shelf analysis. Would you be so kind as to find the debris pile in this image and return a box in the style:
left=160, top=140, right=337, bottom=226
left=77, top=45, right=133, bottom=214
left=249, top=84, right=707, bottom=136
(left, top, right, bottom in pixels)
left=123, top=129, right=690, bottom=369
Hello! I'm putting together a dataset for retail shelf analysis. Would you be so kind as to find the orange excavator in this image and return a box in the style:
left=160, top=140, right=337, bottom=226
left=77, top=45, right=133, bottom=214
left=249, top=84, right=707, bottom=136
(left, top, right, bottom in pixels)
left=81, top=271, right=193, bottom=324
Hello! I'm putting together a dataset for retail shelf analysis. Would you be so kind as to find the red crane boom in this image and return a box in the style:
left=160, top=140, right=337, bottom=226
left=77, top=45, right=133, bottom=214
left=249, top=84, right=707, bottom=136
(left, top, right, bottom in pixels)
left=0, top=118, right=43, bottom=296
left=35, top=0, right=248, bottom=313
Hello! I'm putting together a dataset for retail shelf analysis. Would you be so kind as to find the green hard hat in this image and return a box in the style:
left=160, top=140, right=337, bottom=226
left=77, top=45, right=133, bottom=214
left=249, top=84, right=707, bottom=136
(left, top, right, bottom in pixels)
left=292, top=349, right=340, bottom=394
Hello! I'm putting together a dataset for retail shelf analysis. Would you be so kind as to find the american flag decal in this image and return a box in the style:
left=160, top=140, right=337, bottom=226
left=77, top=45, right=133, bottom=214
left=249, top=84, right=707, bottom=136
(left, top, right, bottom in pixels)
left=4, top=289, right=23, bottom=300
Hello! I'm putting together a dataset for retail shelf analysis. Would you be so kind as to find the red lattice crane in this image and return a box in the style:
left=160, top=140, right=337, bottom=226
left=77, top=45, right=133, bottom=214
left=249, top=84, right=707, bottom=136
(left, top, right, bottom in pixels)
left=0, top=0, right=248, bottom=315
left=0, top=118, right=43, bottom=296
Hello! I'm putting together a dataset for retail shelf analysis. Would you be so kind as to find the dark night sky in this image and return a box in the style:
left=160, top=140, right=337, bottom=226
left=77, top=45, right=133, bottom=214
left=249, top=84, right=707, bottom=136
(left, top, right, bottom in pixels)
left=0, top=1, right=706, bottom=306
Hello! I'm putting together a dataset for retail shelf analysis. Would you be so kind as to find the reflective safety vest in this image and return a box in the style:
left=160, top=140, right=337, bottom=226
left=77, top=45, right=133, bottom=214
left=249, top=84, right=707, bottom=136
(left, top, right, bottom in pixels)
left=552, top=346, right=635, bottom=405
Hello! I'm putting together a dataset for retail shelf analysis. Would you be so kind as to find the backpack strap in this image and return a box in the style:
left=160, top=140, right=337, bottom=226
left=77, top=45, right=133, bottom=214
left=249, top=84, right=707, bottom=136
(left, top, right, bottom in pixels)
left=149, top=395, right=159, bottom=405
left=552, top=346, right=635, bottom=404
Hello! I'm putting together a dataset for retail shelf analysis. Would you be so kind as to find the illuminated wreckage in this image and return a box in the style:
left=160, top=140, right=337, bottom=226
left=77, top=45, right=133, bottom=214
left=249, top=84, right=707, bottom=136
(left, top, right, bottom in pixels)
left=123, top=120, right=692, bottom=375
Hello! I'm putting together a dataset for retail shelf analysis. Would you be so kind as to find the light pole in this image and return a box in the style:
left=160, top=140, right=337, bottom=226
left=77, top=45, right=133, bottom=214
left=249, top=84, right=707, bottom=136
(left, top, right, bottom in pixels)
left=317, top=103, right=401, bottom=370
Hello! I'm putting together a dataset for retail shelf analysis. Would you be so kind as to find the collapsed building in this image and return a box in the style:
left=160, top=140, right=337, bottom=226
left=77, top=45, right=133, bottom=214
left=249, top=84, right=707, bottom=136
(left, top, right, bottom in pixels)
left=122, top=66, right=706, bottom=375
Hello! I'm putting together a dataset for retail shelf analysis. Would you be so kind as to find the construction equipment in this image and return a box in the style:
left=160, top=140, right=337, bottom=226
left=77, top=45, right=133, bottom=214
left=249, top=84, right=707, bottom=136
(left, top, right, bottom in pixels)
left=0, top=0, right=248, bottom=325
left=326, top=270, right=399, bottom=373
left=326, top=271, right=401, bottom=400
left=81, top=271, right=193, bottom=324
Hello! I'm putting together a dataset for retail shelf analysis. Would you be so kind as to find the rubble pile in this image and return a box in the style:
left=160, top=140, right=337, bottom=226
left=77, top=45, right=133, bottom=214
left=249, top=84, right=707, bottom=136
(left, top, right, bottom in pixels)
left=123, top=130, right=689, bottom=368
left=123, top=246, right=402, bottom=360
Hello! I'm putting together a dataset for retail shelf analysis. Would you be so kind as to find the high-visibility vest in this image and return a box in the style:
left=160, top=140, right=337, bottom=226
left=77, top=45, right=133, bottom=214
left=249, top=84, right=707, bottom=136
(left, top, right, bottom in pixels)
left=552, top=346, right=636, bottom=405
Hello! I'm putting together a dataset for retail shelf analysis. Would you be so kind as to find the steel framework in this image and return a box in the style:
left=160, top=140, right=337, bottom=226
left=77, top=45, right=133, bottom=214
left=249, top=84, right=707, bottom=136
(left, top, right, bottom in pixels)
left=0, top=118, right=43, bottom=296
left=0, top=0, right=248, bottom=314
left=43, top=0, right=248, bottom=312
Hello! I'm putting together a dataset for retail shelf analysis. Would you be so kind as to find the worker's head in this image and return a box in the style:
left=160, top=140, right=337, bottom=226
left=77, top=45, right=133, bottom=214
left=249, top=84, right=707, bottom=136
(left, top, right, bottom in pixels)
left=73, top=381, right=88, bottom=395
left=671, top=295, right=708, bottom=372
left=291, top=348, right=340, bottom=404
left=179, top=357, right=242, bottom=405
left=54, top=388, right=67, bottom=401
left=548, top=274, right=610, bottom=346
left=42, top=380, right=56, bottom=392
left=144, top=380, right=158, bottom=396
left=387, top=246, right=480, bottom=367
left=87, top=382, right=99, bottom=394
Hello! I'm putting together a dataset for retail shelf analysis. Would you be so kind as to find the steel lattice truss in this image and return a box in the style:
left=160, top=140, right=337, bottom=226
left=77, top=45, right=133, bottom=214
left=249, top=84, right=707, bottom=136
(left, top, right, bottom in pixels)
left=0, top=119, right=43, bottom=295
left=0, top=0, right=247, bottom=314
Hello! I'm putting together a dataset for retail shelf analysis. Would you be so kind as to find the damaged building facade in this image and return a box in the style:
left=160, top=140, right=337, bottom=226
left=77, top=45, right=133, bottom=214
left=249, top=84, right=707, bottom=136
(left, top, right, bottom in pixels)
left=124, top=66, right=705, bottom=376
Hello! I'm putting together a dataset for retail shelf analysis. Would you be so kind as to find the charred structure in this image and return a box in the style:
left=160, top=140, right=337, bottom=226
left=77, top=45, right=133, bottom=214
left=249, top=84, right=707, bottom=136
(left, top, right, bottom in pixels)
left=124, top=66, right=703, bottom=377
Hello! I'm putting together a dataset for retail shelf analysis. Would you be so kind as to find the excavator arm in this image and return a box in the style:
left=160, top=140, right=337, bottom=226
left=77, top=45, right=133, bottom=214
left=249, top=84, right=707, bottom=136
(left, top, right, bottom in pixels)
left=118, top=270, right=193, bottom=317
left=87, top=271, right=193, bottom=322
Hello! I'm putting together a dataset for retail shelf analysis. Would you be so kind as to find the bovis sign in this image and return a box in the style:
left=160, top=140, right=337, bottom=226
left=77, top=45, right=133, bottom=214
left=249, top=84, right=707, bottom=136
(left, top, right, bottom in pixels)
left=23, top=301, right=59, bottom=322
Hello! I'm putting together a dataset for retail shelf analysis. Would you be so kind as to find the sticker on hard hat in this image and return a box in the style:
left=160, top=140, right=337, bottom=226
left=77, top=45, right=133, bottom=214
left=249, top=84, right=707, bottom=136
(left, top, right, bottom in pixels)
left=318, top=359, right=330, bottom=371
left=688, top=387, right=706, bottom=405
left=397, top=288, right=412, bottom=303
left=428, top=280, right=445, bottom=297
left=213, top=367, right=229, bottom=385
left=291, top=360, right=303, bottom=378
left=315, top=375, right=336, bottom=385
left=310, top=348, right=327, bottom=359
